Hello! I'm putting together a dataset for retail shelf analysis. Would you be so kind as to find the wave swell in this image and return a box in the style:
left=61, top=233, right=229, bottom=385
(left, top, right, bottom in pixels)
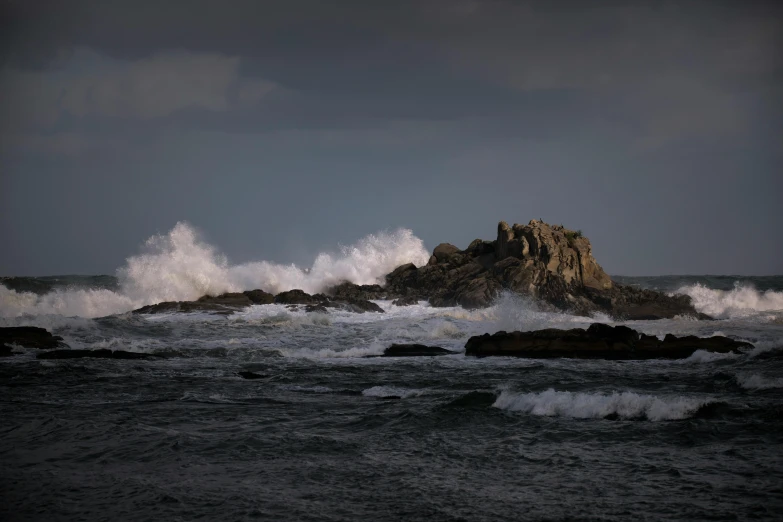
left=493, top=388, right=712, bottom=421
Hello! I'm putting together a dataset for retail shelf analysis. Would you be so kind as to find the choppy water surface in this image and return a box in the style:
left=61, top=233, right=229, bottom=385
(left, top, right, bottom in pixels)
left=2, top=280, right=783, bottom=521
left=2, top=225, right=782, bottom=520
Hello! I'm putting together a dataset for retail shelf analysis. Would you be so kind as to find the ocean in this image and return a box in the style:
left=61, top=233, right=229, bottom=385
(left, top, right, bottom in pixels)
left=2, top=224, right=782, bottom=521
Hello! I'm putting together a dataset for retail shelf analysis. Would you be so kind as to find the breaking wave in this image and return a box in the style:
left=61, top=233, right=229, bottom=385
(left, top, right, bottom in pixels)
left=0, top=222, right=429, bottom=318
left=736, top=373, right=783, bottom=390
left=493, top=388, right=712, bottom=421
left=676, top=282, right=783, bottom=318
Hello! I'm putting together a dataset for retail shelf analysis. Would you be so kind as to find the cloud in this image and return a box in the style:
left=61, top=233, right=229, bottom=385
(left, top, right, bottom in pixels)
left=0, top=49, right=277, bottom=126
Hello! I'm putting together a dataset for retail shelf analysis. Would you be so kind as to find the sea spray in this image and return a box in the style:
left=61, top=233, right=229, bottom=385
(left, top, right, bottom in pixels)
left=675, top=282, right=783, bottom=318
left=0, top=222, right=429, bottom=318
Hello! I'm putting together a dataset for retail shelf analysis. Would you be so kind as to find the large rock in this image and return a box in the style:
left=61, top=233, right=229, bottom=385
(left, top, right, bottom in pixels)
left=133, top=289, right=274, bottom=314
left=0, top=326, right=68, bottom=349
left=464, top=324, right=752, bottom=360
left=382, top=344, right=456, bottom=357
left=386, top=219, right=703, bottom=319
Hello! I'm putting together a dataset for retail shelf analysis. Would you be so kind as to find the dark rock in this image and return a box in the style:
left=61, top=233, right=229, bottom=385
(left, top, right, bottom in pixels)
left=464, top=324, right=752, bottom=360
left=392, top=296, right=419, bottom=306
left=338, top=298, right=384, bottom=314
left=305, top=304, right=329, bottom=313
left=243, top=289, right=275, bottom=304
left=133, top=300, right=240, bottom=315
left=431, top=243, right=461, bottom=263
left=382, top=344, right=456, bottom=357
left=0, top=326, right=68, bottom=349
left=326, top=282, right=388, bottom=301
left=1, top=343, right=14, bottom=356
left=274, top=289, right=317, bottom=305
left=238, top=371, right=267, bottom=379
left=197, top=292, right=253, bottom=307
left=37, top=349, right=160, bottom=360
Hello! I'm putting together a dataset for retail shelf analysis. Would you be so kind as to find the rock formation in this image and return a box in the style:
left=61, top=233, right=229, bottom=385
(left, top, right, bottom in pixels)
left=1, top=326, right=69, bottom=354
left=464, top=323, right=752, bottom=359
left=385, top=219, right=704, bottom=319
left=381, top=344, right=456, bottom=357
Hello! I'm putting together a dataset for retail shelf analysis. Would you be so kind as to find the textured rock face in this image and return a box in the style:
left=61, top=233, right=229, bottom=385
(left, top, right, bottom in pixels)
left=0, top=326, right=68, bottom=350
left=385, top=219, right=702, bottom=318
left=465, top=324, right=751, bottom=359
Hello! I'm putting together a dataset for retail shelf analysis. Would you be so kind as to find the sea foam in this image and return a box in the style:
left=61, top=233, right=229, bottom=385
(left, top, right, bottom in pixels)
left=493, top=388, right=712, bottom=421
left=0, top=222, right=429, bottom=318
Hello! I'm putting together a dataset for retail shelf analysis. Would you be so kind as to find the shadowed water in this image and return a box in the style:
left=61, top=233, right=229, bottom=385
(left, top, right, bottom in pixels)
left=2, top=277, right=783, bottom=521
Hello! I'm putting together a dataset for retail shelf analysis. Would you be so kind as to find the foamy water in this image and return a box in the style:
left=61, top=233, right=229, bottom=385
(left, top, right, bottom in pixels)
left=0, top=222, right=429, bottom=318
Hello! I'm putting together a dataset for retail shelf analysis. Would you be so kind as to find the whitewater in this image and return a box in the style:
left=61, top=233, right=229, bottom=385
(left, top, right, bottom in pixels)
left=2, top=223, right=782, bottom=521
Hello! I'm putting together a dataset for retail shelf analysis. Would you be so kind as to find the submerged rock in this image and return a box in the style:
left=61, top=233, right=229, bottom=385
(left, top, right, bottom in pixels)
left=237, top=371, right=267, bottom=379
left=382, top=344, right=456, bottom=357
left=37, top=349, right=160, bottom=360
left=385, top=219, right=704, bottom=319
left=464, top=324, right=752, bottom=360
left=0, top=326, right=68, bottom=349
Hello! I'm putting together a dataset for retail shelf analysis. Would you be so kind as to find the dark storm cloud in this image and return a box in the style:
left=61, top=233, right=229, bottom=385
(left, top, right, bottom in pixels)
left=0, top=0, right=781, bottom=275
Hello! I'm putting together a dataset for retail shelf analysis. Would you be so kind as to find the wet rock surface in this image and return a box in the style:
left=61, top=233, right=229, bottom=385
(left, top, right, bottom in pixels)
left=465, top=323, right=752, bottom=360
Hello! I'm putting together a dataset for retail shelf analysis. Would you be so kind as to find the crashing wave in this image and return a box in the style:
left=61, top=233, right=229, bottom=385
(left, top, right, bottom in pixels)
left=493, top=388, right=712, bottom=421
left=675, top=282, right=783, bottom=318
left=0, top=222, right=429, bottom=318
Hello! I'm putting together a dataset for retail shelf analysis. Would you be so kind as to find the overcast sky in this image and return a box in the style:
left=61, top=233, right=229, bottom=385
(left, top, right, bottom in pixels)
left=1, top=0, right=781, bottom=276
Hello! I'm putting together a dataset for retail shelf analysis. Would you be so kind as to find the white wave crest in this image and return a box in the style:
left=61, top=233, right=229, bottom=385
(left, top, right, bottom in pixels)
left=736, top=373, right=783, bottom=390
left=675, top=282, right=783, bottom=318
left=0, top=222, right=429, bottom=318
left=493, top=388, right=711, bottom=421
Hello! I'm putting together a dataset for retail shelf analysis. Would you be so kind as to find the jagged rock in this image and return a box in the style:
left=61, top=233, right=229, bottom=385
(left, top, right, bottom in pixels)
left=386, top=219, right=703, bottom=319
left=326, top=282, right=389, bottom=301
left=37, top=349, right=160, bottom=360
left=1, top=344, right=14, bottom=356
left=339, top=299, right=384, bottom=313
left=464, top=324, right=752, bottom=360
left=392, top=296, right=419, bottom=306
left=133, top=300, right=237, bottom=315
left=197, top=292, right=253, bottom=307
left=243, top=289, right=275, bottom=304
left=0, top=326, right=68, bottom=349
left=274, top=289, right=317, bottom=305
left=382, top=344, right=456, bottom=356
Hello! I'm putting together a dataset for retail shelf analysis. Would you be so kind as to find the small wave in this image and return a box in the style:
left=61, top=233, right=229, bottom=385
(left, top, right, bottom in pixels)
left=675, top=282, right=783, bottom=318
left=362, top=386, right=423, bottom=399
left=493, top=388, right=713, bottom=421
left=736, top=373, right=783, bottom=390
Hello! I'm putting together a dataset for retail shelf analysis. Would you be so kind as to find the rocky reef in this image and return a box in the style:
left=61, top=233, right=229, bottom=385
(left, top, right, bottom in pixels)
left=464, top=324, right=751, bottom=360
left=1, top=326, right=68, bottom=355
left=385, top=219, right=705, bottom=319
left=125, top=219, right=704, bottom=320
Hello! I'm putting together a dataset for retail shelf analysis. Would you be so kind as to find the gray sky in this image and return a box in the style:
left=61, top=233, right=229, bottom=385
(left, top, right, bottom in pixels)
left=1, top=0, right=781, bottom=276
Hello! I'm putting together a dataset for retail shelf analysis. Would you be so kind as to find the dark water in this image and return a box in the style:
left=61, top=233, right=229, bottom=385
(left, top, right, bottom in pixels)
left=2, top=276, right=783, bottom=521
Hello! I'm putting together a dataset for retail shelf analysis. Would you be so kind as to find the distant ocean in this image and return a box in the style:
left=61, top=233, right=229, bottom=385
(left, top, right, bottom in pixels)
left=2, top=223, right=782, bottom=521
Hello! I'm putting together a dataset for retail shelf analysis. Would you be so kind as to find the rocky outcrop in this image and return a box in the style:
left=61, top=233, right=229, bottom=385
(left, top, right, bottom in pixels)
left=382, top=344, right=456, bottom=357
left=238, top=371, right=267, bottom=379
left=385, top=219, right=703, bottom=319
left=37, top=349, right=160, bottom=360
left=464, top=324, right=752, bottom=360
left=132, top=286, right=385, bottom=315
left=0, top=326, right=68, bottom=350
